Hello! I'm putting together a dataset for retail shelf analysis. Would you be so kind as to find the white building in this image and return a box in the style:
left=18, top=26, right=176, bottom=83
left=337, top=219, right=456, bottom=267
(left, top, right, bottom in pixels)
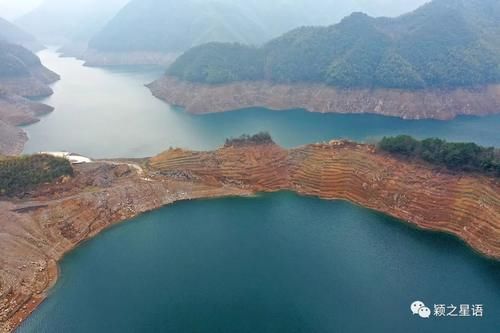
left=39, top=152, right=92, bottom=164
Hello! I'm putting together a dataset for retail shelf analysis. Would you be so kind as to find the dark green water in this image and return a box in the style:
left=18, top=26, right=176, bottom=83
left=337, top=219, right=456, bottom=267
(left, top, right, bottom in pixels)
left=17, top=51, right=500, bottom=332
left=17, top=193, right=500, bottom=333
left=23, top=50, right=500, bottom=159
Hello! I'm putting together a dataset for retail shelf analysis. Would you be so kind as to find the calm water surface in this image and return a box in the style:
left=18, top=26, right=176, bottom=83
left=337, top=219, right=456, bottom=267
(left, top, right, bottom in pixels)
left=18, top=193, right=500, bottom=333
left=23, top=50, right=500, bottom=158
left=17, top=50, right=500, bottom=332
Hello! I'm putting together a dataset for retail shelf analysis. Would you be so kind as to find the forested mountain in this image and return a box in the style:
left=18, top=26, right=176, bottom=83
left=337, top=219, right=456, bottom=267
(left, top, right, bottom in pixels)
left=0, top=17, right=42, bottom=51
left=88, top=0, right=429, bottom=54
left=167, top=0, right=500, bottom=89
left=89, top=0, right=271, bottom=53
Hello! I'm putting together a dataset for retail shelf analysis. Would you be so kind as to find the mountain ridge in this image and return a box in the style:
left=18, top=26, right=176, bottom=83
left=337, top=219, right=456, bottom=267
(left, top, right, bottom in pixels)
left=84, top=0, right=430, bottom=66
left=166, top=0, right=500, bottom=89
left=0, top=17, right=42, bottom=52
left=147, top=0, right=500, bottom=119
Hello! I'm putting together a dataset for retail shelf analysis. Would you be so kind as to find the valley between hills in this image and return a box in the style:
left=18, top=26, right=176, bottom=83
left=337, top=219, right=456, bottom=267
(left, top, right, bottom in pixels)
left=1, top=139, right=499, bottom=332
left=1, top=1, right=500, bottom=331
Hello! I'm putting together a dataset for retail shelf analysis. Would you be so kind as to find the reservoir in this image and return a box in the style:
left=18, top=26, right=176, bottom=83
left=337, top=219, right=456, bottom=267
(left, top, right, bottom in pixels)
left=16, top=51, right=500, bottom=332
left=23, top=50, right=500, bottom=158
left=18, top=193, right=500, bottom=332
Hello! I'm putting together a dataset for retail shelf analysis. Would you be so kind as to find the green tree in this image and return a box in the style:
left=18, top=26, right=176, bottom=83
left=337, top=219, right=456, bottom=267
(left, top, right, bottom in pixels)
left=379, top=135, right=499, bottom=177
left=0, top=155, right=73, bottom=197
left=166, top=1, right=500, bottom=89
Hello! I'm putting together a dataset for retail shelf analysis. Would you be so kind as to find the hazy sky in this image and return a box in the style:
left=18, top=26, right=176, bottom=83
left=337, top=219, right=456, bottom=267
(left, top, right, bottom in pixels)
left=0, top=0, right=431, bottom=21
left=0, top=0, right=432, bottom=19
left=0, top=0, right=42, bottom=19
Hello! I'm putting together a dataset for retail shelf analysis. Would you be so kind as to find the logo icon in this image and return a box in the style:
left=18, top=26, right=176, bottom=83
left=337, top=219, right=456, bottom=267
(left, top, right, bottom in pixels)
left=411, top=301, right=431, bottom=319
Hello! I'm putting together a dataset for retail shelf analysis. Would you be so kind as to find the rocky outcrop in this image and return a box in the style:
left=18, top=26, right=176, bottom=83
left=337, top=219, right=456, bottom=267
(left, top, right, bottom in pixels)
left=1, top=141, right=499, bottom=331
left=151, top=141, right=500, bottom=259
left=0, top=46, right=59, bottom=156
left=0, top=94, right=55, bottom=156
left=150, top=144, right=289, bottom=190
left=83, top=49, right=178, bottom=67
left=0, top=161, right=250, bottom=332
left=148, top=77, right=500, bottom=120
left=0, top=94, right=53, bottom=126
left=0, top=94, right=54, bottom=155
left=0, top=121, right=27, bottom=156
left=0, top=78, right=52, bottom=100
left=0, top=62, right=59, bottom=99
left=0, top=95, right=53, bottom=156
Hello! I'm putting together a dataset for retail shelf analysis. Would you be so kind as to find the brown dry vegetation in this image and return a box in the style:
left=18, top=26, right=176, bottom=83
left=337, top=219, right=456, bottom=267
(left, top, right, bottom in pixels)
left=1, top=141, right=499, bottom=331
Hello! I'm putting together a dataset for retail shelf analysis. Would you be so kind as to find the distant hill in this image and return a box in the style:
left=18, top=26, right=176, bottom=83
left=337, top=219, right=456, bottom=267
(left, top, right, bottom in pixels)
left=0, top=17, right=42, bottom=52
left=0, top=41, right=59, bottom=97
left=15, top=0, right=128, bottom=45
left=167, top=0, right=500, bottom=89
left=86, top=0, right=429, bottom=63
left=0, top=42, right=45, bottom=78
left=89, top=0, right=284, bottom=53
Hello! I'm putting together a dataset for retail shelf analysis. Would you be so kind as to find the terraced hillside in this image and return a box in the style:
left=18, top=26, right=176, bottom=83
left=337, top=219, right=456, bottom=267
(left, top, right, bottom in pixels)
left=0, top=162, right=252, bottom=332
left=150, top=141, right=500, bottom=259
left=150, top=144, right=289, bottom=191
left=1, top=140, right=499, bottom=331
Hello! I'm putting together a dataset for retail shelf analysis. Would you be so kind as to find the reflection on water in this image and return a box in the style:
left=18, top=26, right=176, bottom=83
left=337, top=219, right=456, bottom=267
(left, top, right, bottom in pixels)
left=24, top=50, right=500, bottom=158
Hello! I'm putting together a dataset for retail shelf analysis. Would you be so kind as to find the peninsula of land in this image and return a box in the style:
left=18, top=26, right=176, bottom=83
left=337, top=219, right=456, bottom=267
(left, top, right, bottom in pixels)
left=0, top=42, right=59, bottom=156
left=1, top=138, right=499, bottom=332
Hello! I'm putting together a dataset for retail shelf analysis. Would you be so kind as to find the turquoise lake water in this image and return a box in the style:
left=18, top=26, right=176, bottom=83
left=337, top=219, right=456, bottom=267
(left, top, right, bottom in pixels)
left=18, top=193, right=500, bottom=332
left=16, top=51, right=500, bottom=332
left=23, top=50, right=500, bottom=159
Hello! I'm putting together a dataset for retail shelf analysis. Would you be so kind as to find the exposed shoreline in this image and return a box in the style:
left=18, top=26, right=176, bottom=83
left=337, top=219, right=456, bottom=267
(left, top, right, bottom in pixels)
left=1, top=141, right=499, bottom=332
left=0, top=92, right=55, bottom=156
left=82, top=49, right=178, bottom=67
left=0, top=63, right=59, bottom=156
left=0, top=162, right=252, bottom=332
left=148, top=76, right=500, bottom=120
